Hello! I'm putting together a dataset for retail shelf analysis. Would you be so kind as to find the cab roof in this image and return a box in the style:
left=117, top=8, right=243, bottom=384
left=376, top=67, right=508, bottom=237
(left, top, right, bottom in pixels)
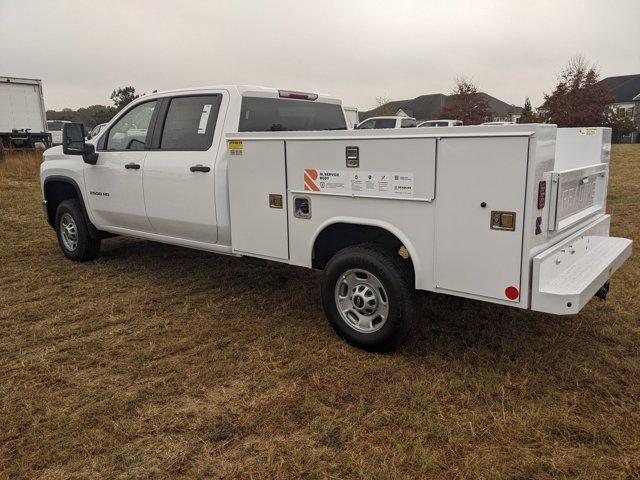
left=137, top=85, right=342, bottom=105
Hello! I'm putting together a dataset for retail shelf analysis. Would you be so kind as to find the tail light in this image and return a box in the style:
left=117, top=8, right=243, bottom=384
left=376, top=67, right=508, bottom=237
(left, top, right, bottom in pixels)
left=537, top=180, right=546, bottom=210
left=278, top=90, right=318, bottom=101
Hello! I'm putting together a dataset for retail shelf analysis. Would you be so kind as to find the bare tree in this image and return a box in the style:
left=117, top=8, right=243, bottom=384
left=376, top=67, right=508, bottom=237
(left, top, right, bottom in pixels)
left=440, top=76, right=491, bottom=125
left=373, top=94, right=396, bottom=116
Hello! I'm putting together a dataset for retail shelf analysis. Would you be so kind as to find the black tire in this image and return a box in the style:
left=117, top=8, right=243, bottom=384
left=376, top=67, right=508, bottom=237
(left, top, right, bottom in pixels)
left=321, top=244, right=417, bottom=351
left=55, top=199, right=101, bottom=261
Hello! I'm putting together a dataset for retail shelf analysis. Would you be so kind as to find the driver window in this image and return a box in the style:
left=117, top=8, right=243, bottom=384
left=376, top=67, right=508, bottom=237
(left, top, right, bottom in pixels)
left=106, top=101, right=157, bottom=151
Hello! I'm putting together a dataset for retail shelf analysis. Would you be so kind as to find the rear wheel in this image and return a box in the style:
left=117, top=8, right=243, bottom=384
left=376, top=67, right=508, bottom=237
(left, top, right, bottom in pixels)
left=321, top=245, right=417, bottom=351
left=55, top=199, right=101, bottom=261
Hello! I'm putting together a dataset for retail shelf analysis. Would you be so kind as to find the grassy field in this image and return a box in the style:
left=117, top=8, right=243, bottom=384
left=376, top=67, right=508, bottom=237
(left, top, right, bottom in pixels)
left=1, top=146, right=639, bottom=479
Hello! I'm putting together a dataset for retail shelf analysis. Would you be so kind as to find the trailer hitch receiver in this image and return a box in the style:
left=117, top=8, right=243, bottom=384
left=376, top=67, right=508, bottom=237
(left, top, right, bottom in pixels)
left=595, top=281, right=610, bottom=300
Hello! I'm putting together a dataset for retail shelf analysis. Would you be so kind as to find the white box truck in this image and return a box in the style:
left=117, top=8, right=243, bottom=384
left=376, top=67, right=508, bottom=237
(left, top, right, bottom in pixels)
left=39, top=85, right=632, bottom=351
left=0, top=76, right=51, bottom=151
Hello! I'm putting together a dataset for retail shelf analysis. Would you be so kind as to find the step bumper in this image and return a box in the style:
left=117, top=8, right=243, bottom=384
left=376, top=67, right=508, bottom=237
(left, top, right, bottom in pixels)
left=531, top=220, right=632, bottom=315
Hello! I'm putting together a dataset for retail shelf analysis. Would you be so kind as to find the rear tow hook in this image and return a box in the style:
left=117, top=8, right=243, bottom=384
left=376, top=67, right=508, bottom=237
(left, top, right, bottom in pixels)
left=595, top=281, right=610, bottom=300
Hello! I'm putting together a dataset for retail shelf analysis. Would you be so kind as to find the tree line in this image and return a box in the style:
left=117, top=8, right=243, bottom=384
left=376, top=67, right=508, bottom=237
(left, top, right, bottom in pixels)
left=46, top=86, right=142, bottom=130
left=377, top=55, right=635, bottom=141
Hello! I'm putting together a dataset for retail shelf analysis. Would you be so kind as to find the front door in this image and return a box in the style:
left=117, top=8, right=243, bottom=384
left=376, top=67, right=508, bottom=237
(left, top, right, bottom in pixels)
left=142, top=93, right=224, bottom=243
left=434, top=136, right=529, bottom=301
left=84, top=100, right=158, bottom=231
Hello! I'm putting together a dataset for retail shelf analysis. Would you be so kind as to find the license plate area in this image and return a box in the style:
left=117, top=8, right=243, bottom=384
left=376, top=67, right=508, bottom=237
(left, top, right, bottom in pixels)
left=548, top=163, right=607, bottom=232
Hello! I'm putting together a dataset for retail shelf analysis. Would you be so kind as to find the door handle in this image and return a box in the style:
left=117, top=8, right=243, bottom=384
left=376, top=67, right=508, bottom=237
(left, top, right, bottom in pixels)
left=125, top=162, right=140, bottom=170
left=190, top=164, right=210, bottom=172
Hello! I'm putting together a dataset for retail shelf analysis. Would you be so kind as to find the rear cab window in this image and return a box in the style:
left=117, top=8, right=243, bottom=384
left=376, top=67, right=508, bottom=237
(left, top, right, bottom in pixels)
left=401, top=118, right=416, bottom=128
left=239, top=97, right=346, bottom=132
left=47, top=121, right=63, bottom=131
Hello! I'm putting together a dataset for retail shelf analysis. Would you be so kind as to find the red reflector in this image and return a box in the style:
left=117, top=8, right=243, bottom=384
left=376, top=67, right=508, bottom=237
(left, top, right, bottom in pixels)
left=537, top=180, right=546, bottom=210
left=505, top=286, right=519, bottom=300
left=278, top=89, right=318, bottom=101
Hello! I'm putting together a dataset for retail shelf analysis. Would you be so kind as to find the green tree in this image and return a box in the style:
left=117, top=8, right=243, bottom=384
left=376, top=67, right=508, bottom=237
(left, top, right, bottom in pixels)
left=605, top=108, right=636, bottom=142
left=46, top=105, right=117, bottom=130
left=110, top=86, right=139, bottom=112
left=518, top=97, right=543, bottom=123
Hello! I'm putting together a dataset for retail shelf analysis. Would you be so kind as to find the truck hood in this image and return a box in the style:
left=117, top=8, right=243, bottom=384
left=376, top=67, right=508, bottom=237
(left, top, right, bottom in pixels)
left=43, top=145, right=66, bottom=160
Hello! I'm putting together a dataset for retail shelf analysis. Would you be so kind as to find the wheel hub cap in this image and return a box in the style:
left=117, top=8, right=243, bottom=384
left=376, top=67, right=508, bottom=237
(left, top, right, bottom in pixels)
left=60, top=213, right=78, bottom=251
left=334, top=269, right=389, bottom=333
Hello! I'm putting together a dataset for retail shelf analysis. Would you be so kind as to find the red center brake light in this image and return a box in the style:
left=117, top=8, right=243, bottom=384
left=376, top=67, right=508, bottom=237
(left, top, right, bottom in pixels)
left=278, top=90, right=318, bottom=101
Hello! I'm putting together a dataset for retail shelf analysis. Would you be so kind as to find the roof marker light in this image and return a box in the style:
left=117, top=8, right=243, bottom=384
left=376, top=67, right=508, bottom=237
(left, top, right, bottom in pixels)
left=278, top=90, right=318, bottom=101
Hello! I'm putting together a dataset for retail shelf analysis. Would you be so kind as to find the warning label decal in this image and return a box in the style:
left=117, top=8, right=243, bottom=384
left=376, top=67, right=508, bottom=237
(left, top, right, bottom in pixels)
left=228, top=140, right=243, bottom=155
left=304, top=169, right=414, bottom=198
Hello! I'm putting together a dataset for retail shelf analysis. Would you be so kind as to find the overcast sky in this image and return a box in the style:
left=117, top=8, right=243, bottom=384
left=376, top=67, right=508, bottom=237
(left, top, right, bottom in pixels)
left=1, top=0, right=638, bottom=111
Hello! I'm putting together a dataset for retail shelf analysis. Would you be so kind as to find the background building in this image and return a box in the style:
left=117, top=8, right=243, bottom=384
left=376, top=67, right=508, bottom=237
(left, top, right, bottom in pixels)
left=360, top=93, right=522, bottom=124
left=599, top=74, right=640, bottom=143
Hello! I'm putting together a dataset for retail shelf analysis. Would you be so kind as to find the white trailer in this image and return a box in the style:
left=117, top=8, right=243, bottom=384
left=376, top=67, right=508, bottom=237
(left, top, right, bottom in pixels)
left=0, top=76, right=51, bottom=151
left=40, top=86, right=632, bottom=351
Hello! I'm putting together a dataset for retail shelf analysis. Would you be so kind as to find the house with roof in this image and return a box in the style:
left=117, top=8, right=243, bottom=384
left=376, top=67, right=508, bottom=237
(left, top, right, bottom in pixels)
left=360, top=92, right=522, bottom=124
left=599, top=74, right=640, bottom=143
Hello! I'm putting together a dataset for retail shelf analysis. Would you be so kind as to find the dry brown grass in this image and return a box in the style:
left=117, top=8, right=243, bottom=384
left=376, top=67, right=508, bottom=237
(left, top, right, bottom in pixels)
left=1, top=146, right=639, bottom=479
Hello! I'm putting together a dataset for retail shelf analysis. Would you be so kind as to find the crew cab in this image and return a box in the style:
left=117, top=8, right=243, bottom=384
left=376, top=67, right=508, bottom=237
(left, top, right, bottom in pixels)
left=41, top=85, right=632, bottom=351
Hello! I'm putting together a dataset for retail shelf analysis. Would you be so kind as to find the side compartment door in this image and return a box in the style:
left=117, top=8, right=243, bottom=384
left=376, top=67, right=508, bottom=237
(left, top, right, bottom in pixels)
left=434, top=136, right=529, bottom=301
left=84, top=100, right=158, bottom=231
left=228, top=139, right=288, bottom=260
left=142, top=93, right=224, bottom=243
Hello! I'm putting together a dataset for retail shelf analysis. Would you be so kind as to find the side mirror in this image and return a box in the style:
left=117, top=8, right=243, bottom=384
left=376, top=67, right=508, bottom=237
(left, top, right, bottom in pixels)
left=62, top=123, right=98, bottom=164
left=62, top=122, right=86, bottom=155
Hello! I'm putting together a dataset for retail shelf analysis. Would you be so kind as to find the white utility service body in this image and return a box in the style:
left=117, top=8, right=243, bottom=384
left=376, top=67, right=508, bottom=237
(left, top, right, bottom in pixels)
left=226, top=125, right=630, bottom=313
left=40, top=86, right=631, bottom=350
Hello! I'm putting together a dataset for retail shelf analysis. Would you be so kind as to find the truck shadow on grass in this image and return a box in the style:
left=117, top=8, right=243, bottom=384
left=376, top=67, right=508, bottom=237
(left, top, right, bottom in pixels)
left=95, top=236, right=620, bottom=374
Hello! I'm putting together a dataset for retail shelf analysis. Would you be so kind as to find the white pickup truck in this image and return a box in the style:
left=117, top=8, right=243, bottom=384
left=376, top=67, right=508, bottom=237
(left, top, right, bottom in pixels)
left=40, top=85, right=632, bottom=351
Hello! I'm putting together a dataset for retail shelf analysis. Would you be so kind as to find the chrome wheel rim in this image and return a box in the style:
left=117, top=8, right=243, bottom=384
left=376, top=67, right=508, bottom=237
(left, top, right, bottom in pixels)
left=60, top=213, right=78, bottom=251
left=334, top=269, right=389, bottom=333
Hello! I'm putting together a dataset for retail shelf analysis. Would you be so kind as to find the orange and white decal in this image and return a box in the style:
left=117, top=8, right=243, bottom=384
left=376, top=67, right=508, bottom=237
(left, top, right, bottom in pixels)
left=304, top=169, right=320, bottom=191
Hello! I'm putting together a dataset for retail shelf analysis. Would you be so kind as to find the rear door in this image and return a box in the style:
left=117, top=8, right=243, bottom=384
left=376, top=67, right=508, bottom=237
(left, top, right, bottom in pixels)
left=142, top=93, right=225, bottom=243
left=434, top=136, right=529, bottom=302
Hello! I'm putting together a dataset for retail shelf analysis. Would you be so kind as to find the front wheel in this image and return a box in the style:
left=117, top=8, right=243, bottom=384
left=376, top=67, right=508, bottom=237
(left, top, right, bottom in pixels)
left=321, top=245, right=417, bottom=351
left=55, top=199, right=101, bottom=261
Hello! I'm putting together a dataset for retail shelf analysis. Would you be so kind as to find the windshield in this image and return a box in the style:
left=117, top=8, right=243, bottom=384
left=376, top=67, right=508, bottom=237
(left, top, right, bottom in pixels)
left=239, top=97, right=347, bottom=132
left=47, top=121, right=64, bottom=131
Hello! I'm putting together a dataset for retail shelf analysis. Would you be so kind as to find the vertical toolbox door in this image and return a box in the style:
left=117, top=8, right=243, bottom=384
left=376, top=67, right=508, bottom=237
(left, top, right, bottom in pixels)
left=228, top=139, right=289, bottom=260
left=434, top=136, right=529, bottom=301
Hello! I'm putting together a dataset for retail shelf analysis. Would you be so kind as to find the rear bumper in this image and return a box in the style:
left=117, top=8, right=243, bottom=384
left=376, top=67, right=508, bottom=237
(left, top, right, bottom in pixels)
left=531, top=215, right=632, bottom=314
